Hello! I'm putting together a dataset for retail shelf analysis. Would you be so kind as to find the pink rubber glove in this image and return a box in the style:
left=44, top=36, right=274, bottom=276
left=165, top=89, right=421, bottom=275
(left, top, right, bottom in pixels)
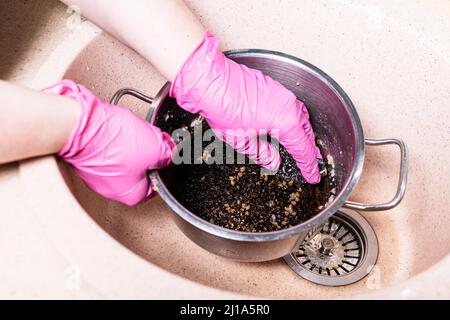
left=43, top=80, right=175, bottom=206
left=171, top=32, right=322, bottom=184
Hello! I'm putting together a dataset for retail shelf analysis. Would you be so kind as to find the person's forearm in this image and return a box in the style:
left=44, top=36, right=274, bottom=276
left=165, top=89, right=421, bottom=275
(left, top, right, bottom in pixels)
left=62, top=0, right=206, bottom=81
left=0, top=81, right=80, bottom=164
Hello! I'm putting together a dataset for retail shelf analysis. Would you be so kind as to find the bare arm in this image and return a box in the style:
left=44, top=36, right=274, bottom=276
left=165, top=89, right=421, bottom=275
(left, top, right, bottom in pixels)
left=0, top=0, right=204, bottom=164
left=0, top=80, right=80, bottom=164
left=62, top=0, right=206, bottom=80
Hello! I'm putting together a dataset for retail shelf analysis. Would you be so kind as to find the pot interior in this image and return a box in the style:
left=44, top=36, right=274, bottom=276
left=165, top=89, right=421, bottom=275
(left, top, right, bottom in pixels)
left=153, top=50, right=363, bottom=230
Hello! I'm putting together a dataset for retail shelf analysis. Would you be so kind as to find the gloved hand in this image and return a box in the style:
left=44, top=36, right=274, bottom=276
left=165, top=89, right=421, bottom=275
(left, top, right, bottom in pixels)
left=43, top=80, right=175, bottom=206
left=171, top=32, right=322, bottom=184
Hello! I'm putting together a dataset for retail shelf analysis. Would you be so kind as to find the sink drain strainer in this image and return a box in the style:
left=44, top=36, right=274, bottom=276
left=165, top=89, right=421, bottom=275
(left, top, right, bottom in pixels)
left=284, top=209, right=378, bottom=286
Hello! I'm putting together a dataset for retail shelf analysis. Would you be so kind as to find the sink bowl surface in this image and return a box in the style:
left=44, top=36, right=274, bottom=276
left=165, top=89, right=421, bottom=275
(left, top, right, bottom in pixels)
left=20, top=0, right=450, bottom=299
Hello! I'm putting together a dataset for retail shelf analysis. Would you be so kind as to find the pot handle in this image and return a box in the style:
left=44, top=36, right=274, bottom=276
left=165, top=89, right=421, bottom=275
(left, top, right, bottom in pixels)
left=343, top=138, right=408, bottom=211
left=110, top=88, right=156, bottom=119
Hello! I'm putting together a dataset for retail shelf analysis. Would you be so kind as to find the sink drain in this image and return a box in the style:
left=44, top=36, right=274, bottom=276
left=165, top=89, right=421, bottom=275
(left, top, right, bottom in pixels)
left=284, top=208, right=378, bottom=286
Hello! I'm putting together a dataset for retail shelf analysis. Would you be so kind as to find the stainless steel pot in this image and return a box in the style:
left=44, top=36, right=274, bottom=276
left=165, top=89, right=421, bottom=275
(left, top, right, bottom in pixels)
left=111, top=49, right=408, bottom=262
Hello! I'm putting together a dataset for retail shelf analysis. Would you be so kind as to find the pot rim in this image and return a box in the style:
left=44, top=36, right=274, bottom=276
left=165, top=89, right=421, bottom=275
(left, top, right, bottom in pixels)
left=149, top=49, right=365, bottom=242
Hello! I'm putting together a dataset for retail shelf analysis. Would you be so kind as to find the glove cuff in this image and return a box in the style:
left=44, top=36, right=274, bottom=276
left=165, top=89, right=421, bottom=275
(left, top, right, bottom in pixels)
left=169, top=31, right=222, bottom=114
left=41, top=80, right=92, bottom=159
